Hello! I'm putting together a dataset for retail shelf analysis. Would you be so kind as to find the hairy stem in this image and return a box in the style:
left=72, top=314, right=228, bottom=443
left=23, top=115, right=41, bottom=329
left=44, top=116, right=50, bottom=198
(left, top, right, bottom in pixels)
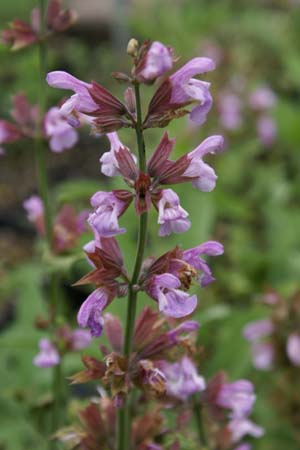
left=116, top=83, right=148, bottom=450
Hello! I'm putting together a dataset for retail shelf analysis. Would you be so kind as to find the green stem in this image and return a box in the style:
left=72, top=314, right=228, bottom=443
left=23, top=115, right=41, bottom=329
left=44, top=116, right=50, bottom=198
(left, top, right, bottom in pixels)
left=35, top=0, right=52, bottom=246
left=116, top=83, right=148, bottom=450
left=193, top=399, right=209, bottom=450
left=35, top=2, right=64, bottom=445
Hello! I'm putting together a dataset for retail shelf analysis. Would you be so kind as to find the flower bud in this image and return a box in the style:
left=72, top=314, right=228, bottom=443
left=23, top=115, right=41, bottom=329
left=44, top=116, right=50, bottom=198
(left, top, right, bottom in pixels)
left=127, top=38, right=139, bottom=57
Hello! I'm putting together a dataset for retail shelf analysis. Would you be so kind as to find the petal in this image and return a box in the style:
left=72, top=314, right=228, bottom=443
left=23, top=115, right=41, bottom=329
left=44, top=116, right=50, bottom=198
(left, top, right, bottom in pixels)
left=170, top=57, right=215, bottom=85
left=77, top=288, right=107, bottom=328
left=159, top=290, right=197, bottom=318
left=188, top=135, right=224, bottom=159
left=46, top=70, right=91, bottom=91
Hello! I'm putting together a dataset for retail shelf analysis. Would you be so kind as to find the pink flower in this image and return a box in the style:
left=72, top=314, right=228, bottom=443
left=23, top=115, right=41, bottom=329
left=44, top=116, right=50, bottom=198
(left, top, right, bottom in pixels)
left=88, top=190, right=132, bottom=237
left=135, top=41, right=173, bottom=83
left=182, top=241, right=224, bottom=287
left=100, top=132, right=137, bottom=177
left=183, top=135, right=224, bottom=191
left=47, top=71, right=129, bottom=132
left=216, top=380, right=256, bottom=419
left=44, top=106, right=78, bottom=152
left=46, top=71, right=96, bottom=126
left=77, top=288, right=108, bottom=337
left=286, top=333, right=300, bottom=366
left=23, top=195, right=44, bottom=222
left=251, top=342, right=274, bottom=370
left=160, top=356, right=205, bottom=401
left=147, top=273, right=198, bottom=318
left=256, top=115, right=277, bottom=147
left=70, top=329, right=92, bottom=350
left=33, top=338, right=60, bottom=368
left=153, top=134, right=224, bottom=192
left=243, top=319, right=274, bottom=342
left=157, top=189, right=190, bottom=236
left=249, top=87, right=276, bottom=111
left=145, top=57, right=215, bottom=128
left=218, top=92, right=242, bottom=130
left=228, top=418, right=264, bottom=443
left=169, top=58, right=215, bottom=125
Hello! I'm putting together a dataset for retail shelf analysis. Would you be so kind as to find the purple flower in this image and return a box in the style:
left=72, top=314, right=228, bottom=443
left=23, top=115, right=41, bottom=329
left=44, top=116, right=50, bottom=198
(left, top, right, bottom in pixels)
left=23, top=195, right=44, bottom=222
left=216, top=380, right=256, bottom=418
left=249, top=87, right=276, bottom=111
left=46, top=71, right=97, bottom=125
left=33, top=338, right=60, bottom=368
left=77, top=288, right=108, bottom=337
left=44, top=106, right=78, bottom=152
left=182, top=241, right=224, bottom=287
left=161, top=356, right=205, bottom=401
left=157, top=189, right=190, bottom=236
left=256, top=115, right=277, bottom=147
left=70, top=329, right=92, bottom=350
left=243, top=319, right=274, bottom=342
left=88, top=191, right=130, bottom=237
left=170, top=57, right=215, bottom=125
left=149, top=273, right=198, bottom=318
left=183, top=135, right=224, bottom=192
left=228, top=418, right=264, bottom=443
left=218, top=92, right=242, bottom=130
left=136, top=41, right=173, bottom=83
left=286, top=333, right=300, bottom=366
left=100, top=132, right=136, bottom=177
left=251, top=342, right=274, bottom=370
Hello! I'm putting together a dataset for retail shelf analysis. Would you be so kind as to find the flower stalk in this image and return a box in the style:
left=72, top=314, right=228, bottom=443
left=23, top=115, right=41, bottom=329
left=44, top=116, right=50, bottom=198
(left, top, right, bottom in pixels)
left=35, top=0, right=52, bottom=245
left=117, top=82, right=148, bottom=450
left=193, top=398, right=209, bottom=450
left=36, top=1, right=64, bottom=444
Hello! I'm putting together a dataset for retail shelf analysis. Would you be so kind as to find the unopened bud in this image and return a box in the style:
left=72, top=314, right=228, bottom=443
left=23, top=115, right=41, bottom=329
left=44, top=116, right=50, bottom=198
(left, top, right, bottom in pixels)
left=127, top=38, right=139, bottom=57
left=124, top=87, right=136, bottom=114
left=112, top=71, right=131, bottom=83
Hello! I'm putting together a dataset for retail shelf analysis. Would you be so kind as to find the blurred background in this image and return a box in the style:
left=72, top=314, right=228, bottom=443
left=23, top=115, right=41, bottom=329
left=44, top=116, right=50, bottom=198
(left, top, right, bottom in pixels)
left=1, top=0, right=300, bottom=449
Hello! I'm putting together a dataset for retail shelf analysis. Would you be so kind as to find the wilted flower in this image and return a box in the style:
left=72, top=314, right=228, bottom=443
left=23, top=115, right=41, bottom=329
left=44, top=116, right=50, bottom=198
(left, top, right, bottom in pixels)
left=33, top=338, right=60, bottom=368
